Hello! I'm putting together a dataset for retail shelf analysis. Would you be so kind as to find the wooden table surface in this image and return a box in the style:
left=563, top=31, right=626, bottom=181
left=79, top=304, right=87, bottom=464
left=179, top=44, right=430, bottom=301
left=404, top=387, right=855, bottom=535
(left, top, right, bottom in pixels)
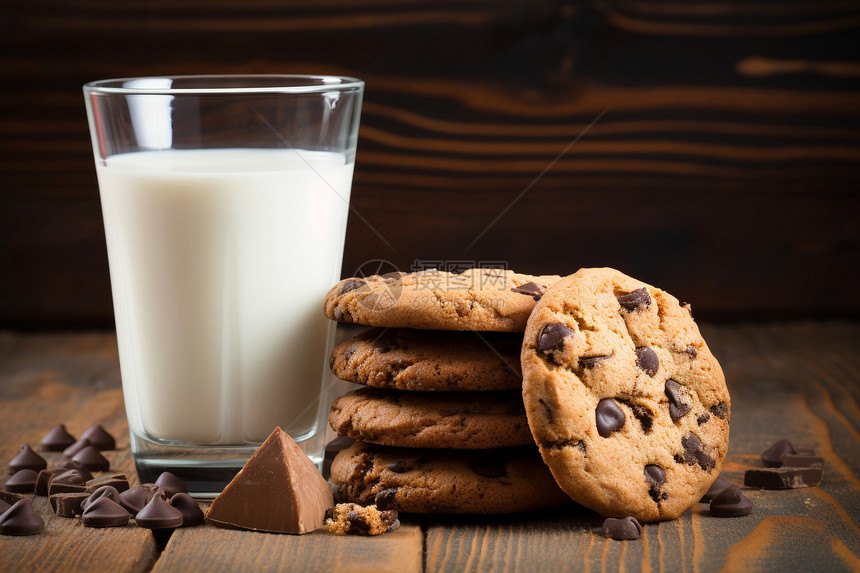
left=1, top=322, right=858, bottom=572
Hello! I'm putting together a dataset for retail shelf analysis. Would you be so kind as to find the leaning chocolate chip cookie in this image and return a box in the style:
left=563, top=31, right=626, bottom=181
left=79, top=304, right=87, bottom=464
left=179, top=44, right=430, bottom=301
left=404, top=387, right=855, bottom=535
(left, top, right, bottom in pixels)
left=521, top=268, right=730, bottom=522
left=331, top=441, right=571, bottom=514
left=329, top=387, right=534, bottom=449
left=330, top=328, right=522, bottom=391
left=324, top=269, right=560, bottom=332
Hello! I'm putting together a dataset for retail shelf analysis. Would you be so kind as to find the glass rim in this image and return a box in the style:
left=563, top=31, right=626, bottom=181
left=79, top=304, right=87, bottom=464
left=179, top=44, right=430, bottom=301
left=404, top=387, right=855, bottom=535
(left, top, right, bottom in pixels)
left=83, top=74, right=364, bottom=95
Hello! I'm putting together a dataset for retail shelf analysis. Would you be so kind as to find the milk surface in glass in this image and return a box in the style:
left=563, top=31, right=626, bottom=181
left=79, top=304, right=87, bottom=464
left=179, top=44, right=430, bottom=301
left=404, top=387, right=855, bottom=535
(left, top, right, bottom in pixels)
left=96, top=148, right=352, bottom=445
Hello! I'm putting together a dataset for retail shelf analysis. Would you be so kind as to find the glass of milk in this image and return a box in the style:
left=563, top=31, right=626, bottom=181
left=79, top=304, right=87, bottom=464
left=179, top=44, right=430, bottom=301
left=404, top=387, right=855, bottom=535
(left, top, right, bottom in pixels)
left=83, top=75, right=363, bottom=497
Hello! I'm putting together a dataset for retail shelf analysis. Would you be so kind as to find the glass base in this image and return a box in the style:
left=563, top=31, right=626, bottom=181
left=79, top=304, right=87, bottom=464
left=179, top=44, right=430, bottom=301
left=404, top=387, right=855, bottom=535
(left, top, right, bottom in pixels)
left=131, top=430, right=325, bottom=500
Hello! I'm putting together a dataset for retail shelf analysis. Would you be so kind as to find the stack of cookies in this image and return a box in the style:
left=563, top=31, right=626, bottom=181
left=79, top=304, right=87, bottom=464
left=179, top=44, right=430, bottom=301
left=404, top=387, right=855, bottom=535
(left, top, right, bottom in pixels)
left=323, top=268, right=572, bottom=514
left=324, top=267, right=731, bottom=522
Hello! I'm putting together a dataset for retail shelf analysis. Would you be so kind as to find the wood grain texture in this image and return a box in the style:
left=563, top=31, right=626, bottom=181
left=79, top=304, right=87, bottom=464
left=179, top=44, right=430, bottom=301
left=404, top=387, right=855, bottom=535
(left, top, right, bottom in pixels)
left=1, top=0, right=859, bottom=328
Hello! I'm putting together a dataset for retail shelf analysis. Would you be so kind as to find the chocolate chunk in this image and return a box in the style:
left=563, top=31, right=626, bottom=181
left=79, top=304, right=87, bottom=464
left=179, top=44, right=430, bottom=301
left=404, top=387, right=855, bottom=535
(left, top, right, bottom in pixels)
left=511, top=282, right=544, bottom=300
left=87, top=473, right=130, bottom=494
left=579, top=354, right=611, bottom=369
left=39, top=424, right=77, bottom=452
left=700, top=477, right=732, bottom=503
left=635, top=347, right=659, bottom=377
left=343, top=343, right=359, bottom=363
left=709, top=485, right=752, bottom=517
left=468, top=460, right=507, bottom=479
left=744, top=467, right=823, bottom=489
left=603, top=516, right=643, bottom=540
left=169, top=493, right=205, bottom=526
left=665, top=379, right=692, bottom=422
left=81, top=485, right=123, bottom=513
left=644, top=465, right=666, bottom=487
left=4, top=469, right=38, bottom=493
left=35, top=468, right=66, bottom=496
left=596, top=398, right=625, bottom=438
left=119, top=484, right=159, bottom=516
left=347, top=510, right=371, bottom=534
left=617, top=288, right=651, bottom=312
left=339, top=279, right=365, bottom=296
left=205, top=427, right=334, bottom=535
left=374, top=488, right=398, bottom=511
left=82, top=496, right=130, bottom=528
left=379, top=509, right=399, bottom=528
left=709, top=402, right=728, bottom=420
left=154, top=472, right=188, bottom=497
left=48, top=469, right=93, bottom=496
left=62, top=437, right=93, bottom=458
left=680, top=434, right=715, bottom=470
left=70, top=446, right=110, bottom=472
left=696, top=413, right=711, bottom=426
left=537, top=323, right=574, bottom=354
left=685, top=345, right=698, bottom=359
left=7, top=444, right=47, bottom=474
left=49, top=492, right=90, bottom=518
left=627, top=403, right=653, bottom=433
left=135, top=492, right=183, bottom=529
left=80, top=424, right=116, bottom=451
left=761, top=439, right=795, bottom=468
left=386, top=461, right=412, bottom=474
left=780, top=452, right=825, bottom=468
left=0, top=499, right=45, bottom=535
left=381, top=271, right=406, bottom=280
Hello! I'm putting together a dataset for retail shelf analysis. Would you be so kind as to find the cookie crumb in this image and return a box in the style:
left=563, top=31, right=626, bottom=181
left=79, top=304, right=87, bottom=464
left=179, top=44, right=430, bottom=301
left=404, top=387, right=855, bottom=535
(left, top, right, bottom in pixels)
left=325, top=503, right=399, bottom=536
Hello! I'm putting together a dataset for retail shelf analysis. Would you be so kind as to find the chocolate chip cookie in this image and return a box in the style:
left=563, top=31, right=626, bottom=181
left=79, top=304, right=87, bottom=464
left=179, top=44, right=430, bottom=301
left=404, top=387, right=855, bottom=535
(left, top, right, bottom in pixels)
left=521, top=268, right=730, bottom=522
left=324, top=268, right=560, bottom=332
left=330, top=441, right=572, bottom=514
left=329, top=388, right=534, bottom=449
left=329, top=328, right=522, bottom=391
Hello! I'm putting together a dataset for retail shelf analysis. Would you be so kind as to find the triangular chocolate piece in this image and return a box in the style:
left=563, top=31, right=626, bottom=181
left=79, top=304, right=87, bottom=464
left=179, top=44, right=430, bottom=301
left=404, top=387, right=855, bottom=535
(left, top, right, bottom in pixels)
left=206, top=427, right=333, bottom=534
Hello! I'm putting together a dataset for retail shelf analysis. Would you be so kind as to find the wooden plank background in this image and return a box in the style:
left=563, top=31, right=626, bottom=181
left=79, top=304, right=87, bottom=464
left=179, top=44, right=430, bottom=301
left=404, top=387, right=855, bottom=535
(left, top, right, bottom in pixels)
left=1, top=0, right=860, bottom=329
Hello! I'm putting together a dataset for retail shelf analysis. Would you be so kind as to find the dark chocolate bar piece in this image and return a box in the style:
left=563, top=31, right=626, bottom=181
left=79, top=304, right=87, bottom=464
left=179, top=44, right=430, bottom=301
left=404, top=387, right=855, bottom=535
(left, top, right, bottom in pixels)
left=50, top=492, right=91, bottom=517
left=744, top=467, right=823, bottom=489
left=780, top=453, right=825, bottom=468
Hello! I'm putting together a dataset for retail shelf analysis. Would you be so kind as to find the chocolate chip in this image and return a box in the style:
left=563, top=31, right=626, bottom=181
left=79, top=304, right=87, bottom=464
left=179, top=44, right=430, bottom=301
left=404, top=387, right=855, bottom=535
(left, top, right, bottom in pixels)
left=635, top=347, right=659, bottom=377
left=603, top=516, right=643, bottom=540
left=7, top=444, right=47, bottom=474
left=685, top=345, right=698, bottom=359
left=4, top=469, right=38, bottom=493
left=596, top=399, right=625, bottom=438
left=709, top=485, right=752, bottom=517
left=342, top=343, right=359, bottom=363
left=379, top=509, right=399, bottom=528
left=696, top=413, right=711, bottom=426
left=169, top=493, right=205, bottom=526
left=347, top=510, right=372, bottom=534
left=119, top=484, right=159, bottom=516
left=154, top=472, right=188, bottom=497
left=135, top=492, right=183, bottom=529
left=81, top=485, right=123, bottom=513
left=381, top=271, right=406, bottom=280
left=62, top=437, right=92, bottom=458
left=761, top=439, right=795, bottom=468
left=511, top=282, right=544, bottom=300
left=644, top=464, right=666, bottom=487
left=80, top=424, right=116, bottom=451
left=374, top=488, right=398, bottom=510
left=339, top=279, right=365, bottom=296
left=680, top=434, right=715, bottom=470
left=82, top=496, right=130, bottom=528
left=386, top=461, right=412, bottom=474
left=376, top=347, right=391, bottom=354
left=537, top=323, right=574, bottom=354
left=710, top=402, right=728, bottom=420
left=0, top=499, right=9, bottom=514
left=579, top=354, right=611, bottom=369
left=665, top=379, right=691, bottom=422
left=469, top=460, right=507, bottom=478
left=625, top=403, right=653, bottom=433
left=0, top=499, right=45, bottom=535
left=700, top=477, right=732, bottom=503
left=39, top=424, right=77, bottom=452
left=70, top=446, right=110, bottom=472
left=617, top=288, right=651, bottom=312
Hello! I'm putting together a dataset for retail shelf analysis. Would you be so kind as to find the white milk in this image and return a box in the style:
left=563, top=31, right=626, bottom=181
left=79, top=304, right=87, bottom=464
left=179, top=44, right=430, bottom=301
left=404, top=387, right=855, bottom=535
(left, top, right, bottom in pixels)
left=97, top=148, right=353, bottom=445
